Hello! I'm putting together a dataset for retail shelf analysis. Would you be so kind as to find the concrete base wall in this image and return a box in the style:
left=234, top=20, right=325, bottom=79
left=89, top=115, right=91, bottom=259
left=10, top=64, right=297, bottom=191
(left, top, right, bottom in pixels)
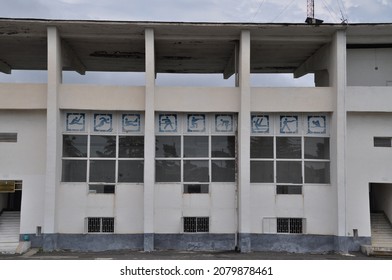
left=24, top=233, right=370, bottom=253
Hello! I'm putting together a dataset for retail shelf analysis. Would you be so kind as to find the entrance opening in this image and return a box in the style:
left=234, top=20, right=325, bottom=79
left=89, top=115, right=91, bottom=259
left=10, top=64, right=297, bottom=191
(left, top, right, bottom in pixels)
left=369, top=183, right=392, bottom=216
left=0, top=180, right=22, bottom=212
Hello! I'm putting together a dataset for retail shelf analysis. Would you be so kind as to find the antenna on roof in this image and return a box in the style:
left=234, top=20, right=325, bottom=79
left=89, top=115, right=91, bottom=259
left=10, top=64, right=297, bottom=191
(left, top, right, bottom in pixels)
left=305, top=0, right=324, bottom=25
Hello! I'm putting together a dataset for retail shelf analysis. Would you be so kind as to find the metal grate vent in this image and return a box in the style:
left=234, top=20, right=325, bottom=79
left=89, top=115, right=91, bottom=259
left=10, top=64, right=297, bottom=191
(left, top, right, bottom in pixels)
left=184, top=217, right=209, bottom=233
left=0, top=133, right=17, bottom=142
left=87, top=217, right=114, bottom=233
left=277, top=218, right=303, bottom=234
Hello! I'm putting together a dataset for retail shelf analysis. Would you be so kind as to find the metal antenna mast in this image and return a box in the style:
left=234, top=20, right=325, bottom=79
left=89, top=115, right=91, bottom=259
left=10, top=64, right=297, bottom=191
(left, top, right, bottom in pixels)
left=305, top=0, right=323, bottom=25
left=307, top=0, right=314, bottom=19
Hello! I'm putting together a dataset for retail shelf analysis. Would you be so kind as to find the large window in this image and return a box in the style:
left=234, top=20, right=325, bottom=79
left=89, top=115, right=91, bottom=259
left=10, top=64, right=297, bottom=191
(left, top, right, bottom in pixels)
left=62, top=112, right=144, bottom=187
left=155, top=113, right=236, bottom=185
left=250, top=114, right=330, bottom=190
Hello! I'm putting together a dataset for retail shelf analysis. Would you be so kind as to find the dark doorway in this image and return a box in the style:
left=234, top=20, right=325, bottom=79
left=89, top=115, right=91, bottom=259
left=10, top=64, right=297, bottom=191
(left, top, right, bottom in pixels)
left=6, top=191, right=22, bottom=211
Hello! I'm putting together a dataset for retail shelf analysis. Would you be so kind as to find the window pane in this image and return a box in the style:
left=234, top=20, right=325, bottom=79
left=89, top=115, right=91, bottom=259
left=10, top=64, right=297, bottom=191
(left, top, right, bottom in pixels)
left=276, top=137, right=301, bottom=159
left=90, top=136, right=116, bottom=158
left=155, top=160, right=181, bottom=182
left=89, top=160, right=116, bottom=183
left=277, top=218, right=289, bottom=233
left=250, top=161, right=273, bottom=183
left=374, top=137, right=392, bottom=147
left=156, top=136, right=181, bottom=158
left=184, top=217, right=197, bottom=232
left=289, top=218, right=303, bottom=233
left=89, top=185, right=115, bottom=194
left=62, top=160, right=87, bottom=182
left=212, top=160, right=235, bottom=182
left=305, top=161, right=330, bottom=184
left=250, top=137, right=273, bottom=158
left=211, top=136, right=235, bottom=158
left=276, top=161, right=302, bottom=183
left=119, top=136, right=144, bottom=158
left=196, top=217, right=209, bottom=232
left=118, top=160, right=144, bottom=183
left=184, top=160, right=209, bottom=182
left=184, top=136, right=208, bottom=158
left=305, top=137, right=330, bottom=159
left=63, top=135, right=87, bottom=157
left=184, top=184, right=209, bottom=194
left=276, top=185, right=302, bottom=194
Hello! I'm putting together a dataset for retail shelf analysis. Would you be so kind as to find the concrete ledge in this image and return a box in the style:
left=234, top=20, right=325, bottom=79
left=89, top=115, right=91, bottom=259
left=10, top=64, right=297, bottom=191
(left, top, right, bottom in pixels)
left=361, top=245, right=392, bottom=256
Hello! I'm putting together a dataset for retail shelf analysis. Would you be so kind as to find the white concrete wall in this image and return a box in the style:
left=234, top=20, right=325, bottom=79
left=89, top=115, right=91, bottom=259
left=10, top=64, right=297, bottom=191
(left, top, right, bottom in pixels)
left=347, top=49, right=392, bottom=86
left=154, top=183, right=237, bottom=233
left=0, top=110, right=47, bottom=233
left=347, top=87, right=392, bottom=112
left=57, top=183, right=144, bottom=233
left=251, top=184, right=336, bottom=235
left=0, top=84, right=46, bottom=109
left=346, top=113, right=392, bottom=237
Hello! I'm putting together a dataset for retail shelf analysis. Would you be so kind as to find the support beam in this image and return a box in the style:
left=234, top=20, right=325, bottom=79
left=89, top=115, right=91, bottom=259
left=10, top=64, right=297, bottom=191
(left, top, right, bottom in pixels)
left=62, top=40, right=86, bottom=75
left=294, top=43, right=330, bottom=78
left=0, top=59, right=11, bottom=74
left=238, top=30, right=251, bottom=253
left=43, top=26, right=62, bottom=251
left=144, top=28, right=155, bottom=252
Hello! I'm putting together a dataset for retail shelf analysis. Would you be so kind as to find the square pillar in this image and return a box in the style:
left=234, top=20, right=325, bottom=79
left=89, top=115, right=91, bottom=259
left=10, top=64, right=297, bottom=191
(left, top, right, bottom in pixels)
left=43, top=26, right=62, bottom=250
left=238, top=30, right=251, bottom=252
left=144, top=28, right=155, bottom=251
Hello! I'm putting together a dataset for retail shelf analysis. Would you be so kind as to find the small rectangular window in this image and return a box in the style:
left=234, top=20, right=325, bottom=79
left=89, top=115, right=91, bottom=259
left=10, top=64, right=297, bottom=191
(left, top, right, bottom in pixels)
left=0, top=133, right=17, bottom=143
left=184, top=184, right=209, bottom=194
left=89, top=184, right=115, bottom=194
left=374, top=137, right=392, bottom=147
left=184, top=217, right=209, bottom=233
left=277, top=218, right=303, bottom=234
left=276, top=185, right=302, bottom=194
left=250, top=161, right=274, bottom=183
left=87, top=217, right=114, bottom=233
left=155, top=160, right=181, bottom=182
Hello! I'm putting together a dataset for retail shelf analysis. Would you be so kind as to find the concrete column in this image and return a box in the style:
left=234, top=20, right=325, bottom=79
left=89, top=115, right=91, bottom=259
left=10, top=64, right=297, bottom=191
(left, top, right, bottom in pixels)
left=143, top=28, right=155, bottom=251
left=330, top=30, right=348, bottom=252
left=238, top=30, right=251, bottom=252
left=43, top=26, right=62, bottom=250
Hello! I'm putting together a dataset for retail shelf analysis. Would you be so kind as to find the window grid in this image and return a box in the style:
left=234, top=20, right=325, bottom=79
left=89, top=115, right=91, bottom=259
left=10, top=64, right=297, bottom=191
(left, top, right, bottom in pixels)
left=183, top=217, right=210, bottom=233
left=87, top=217, right=115, bottom=233
left=277, top=218, right=303, bottom=234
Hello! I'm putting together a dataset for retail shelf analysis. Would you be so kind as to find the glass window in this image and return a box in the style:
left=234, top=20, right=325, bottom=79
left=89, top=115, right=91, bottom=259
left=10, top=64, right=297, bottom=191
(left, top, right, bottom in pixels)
left=305, top=137, right=330, bottom=159
left=184, top=136, right=208, bottom=158
left=276, top=137, right=301, bottom=159
left=155, top=160, right=181, bottom=182
left=63, top=135, right=87, bottom=157
left=184, top=184, right=209, bottom=194
left=62, top=160, right=87, bottom=182
left=374, top=137, right=392, bottom=147
left=305, top=162, right=330, bottom=184
left=156, top=136, right=181, bottom=158
left=250, top=161, right=274, bottom=183
left=250, top=137, right=273, bottom=158
left=184, top=160, right=209, bottom=182
left=89, top=160, right=116, bottom=183
left=90, top=136, right=116, bottom=158
left=89, top=185, right=115, bottom=194
left=119, top=136, right=144, bottom=158
left=276, top=185, right=302, bottom=194
left=212, top=160, right=235, bottom=182
left=118, top=160, right=144, bottom=183
left=276, top=161, right=302, bottom=184
left=211, top=136, right=235, bottom=158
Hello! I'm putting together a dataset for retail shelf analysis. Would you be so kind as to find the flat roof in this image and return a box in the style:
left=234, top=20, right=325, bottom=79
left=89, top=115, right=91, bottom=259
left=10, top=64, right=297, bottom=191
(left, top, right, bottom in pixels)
left=1, top=18, right=391, bottom=75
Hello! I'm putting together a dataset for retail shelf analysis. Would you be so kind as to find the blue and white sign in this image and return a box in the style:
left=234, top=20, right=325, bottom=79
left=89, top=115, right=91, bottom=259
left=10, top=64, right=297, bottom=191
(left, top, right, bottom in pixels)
left=187, top=114, right=206, bottom=132
left=251, top=115, right=269, bottom=133
left=122, top=114, right=141, bottom=132
left=215, top=114, right=233, bottom=132
left=159, top=114, right=177, bottom=133
left=94, top=114, right=113, bottom=132
left=280, top=116, right=298, bottom=134
left=308, top=116, right=326, bottom=134
left=66, top=113, right=86, bottom=132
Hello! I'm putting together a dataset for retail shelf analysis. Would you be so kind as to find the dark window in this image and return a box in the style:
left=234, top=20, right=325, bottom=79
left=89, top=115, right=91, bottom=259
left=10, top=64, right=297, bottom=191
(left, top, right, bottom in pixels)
left=118, top=160, right=144, bottom=183
left=184, top=160, right=209, bottom=182
left=184, top=184, right=209, bottom=194
left=87, top=217, right=114, bottom=233
left=155, top=160, right=181, bottom=182
left=90, top=136, right=116, bottom=158
left=89, top=184, right=115, bottom=194
left=374, top=137, right=392, bottom=147
left=304, top=137, right=330, bottom=159
left=211, top=136, right=235, bottom=157
left=305, top=162, right=330, bottom=184
left=63, top=135, right=87, bottom=157
left=250, top=161, right=274, bottom=183
left=276, top=185, right=302, bottom=194
left=184, top=136, right=208, bottom=158
left=62, top=160, right=87, bottom=182
left=276, top=161, right=302, bottom=184
left=119, top=136, right=144, bottom=158
left=211, top=160, right=235, bottom=182
left=89, top=160, right=116, bottom=183
left=250, top=137, right=273, bottom=158
left=276, top=137, right=301, bottom=159
left=0, top=133, right=17, bottom=143
left=156, top=136, right=181, bottom=157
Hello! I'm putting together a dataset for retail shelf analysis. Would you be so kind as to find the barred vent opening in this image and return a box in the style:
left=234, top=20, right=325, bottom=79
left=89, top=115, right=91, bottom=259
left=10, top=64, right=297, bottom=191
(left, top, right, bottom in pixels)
left=0, top=133, right=17, bottom=143
left=183, top=217, right=209, bottom=233
left=277, top=218, right=303, bottom=234
left=87, top=217, right=114, bottom=233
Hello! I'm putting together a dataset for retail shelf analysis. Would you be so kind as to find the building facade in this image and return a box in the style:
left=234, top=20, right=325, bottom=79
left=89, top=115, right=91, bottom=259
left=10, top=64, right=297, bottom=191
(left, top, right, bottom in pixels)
left=1, top=19, right=392, bottom=253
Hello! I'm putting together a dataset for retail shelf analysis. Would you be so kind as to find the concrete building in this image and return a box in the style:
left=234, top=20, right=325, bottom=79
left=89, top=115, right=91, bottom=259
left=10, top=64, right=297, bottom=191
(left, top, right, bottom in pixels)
left=1, top=18, right=392, bottom=253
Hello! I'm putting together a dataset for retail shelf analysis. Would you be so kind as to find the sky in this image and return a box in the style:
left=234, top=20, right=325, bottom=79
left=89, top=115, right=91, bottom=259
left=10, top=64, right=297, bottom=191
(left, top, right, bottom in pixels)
left=0, top=0, right=392, bottom=86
